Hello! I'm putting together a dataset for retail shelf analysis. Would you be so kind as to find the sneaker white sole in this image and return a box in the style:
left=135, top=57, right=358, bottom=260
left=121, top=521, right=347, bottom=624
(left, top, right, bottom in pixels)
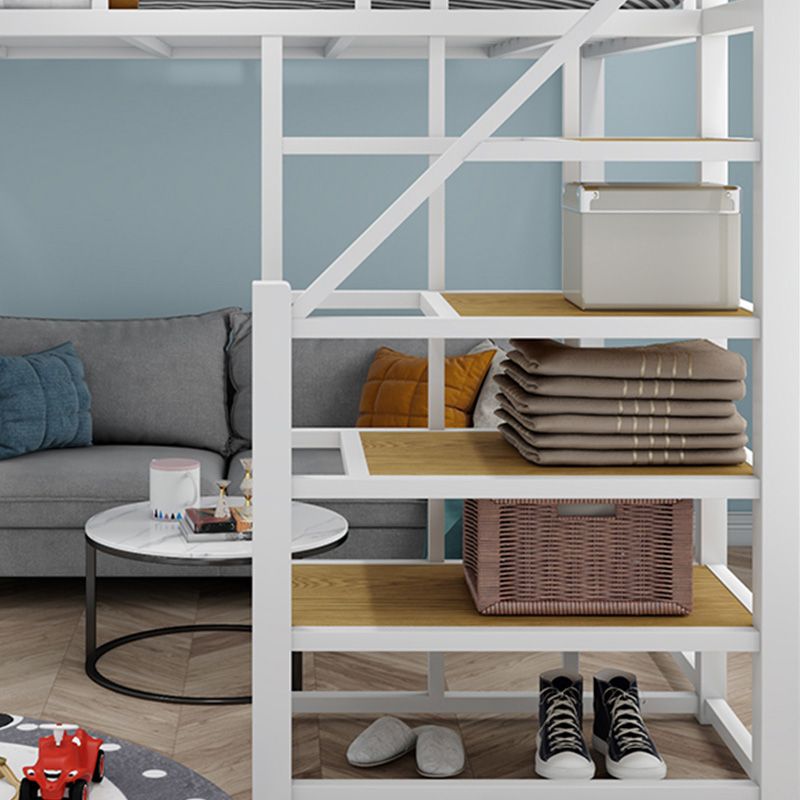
left=535, top=734, right=595, bottom=780
left=592, top=735, right=667, bottom=781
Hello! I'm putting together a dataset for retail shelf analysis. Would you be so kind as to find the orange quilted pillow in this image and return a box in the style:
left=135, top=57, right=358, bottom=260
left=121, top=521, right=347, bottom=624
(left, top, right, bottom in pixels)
left=357, top=346, right=496, bottom=428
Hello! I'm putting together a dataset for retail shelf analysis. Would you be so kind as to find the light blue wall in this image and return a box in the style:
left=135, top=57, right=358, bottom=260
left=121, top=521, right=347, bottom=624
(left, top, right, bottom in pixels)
left=0, top=38, right=755, bottom=537
left=0, top=37, right=752, bottom=318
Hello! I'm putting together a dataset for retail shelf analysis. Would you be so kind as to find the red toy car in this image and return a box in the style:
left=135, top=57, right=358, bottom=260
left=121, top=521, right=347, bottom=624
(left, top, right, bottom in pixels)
left=19, top=724, right=105, bottom=800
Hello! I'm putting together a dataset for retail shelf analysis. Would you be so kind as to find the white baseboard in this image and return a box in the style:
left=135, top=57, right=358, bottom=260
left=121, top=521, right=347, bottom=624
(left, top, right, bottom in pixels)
left=728, top=511, right=752, bottom=547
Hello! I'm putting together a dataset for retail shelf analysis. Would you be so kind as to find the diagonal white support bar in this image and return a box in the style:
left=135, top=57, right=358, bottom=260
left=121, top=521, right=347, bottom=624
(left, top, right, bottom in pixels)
left=487, top=37, right=556, bottom=59
left=120, top=36, right=172, bottom=58
left=706, top=698, right=753, bottom=778
left=324, top=37, right=353, bottom=58
left=293, top=0, right=629, bottom=319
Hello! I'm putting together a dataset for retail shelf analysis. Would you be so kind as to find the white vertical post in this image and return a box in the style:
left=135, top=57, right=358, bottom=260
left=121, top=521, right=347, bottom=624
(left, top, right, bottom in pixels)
left=695, top=497, right=728, bottom=724
left=428, top=34, right=446, bottom=290
left=562, top=39, right=599, bottom=673
left=262, top=37, right=283, bottom=281
left=562, top=51, right=581, bottom=184
left=427, top=30, right=448, bottom=704
left=697, top=0, right=729, bottom=184
left=580, top=54, right=605, bottom=182
left=752, top=3, right=800, bottom=796
left=694, top=4, right=729, bottom=725
left=253, top=281, right=293, bottom=800
left=426, top=34, right=447, bottom=563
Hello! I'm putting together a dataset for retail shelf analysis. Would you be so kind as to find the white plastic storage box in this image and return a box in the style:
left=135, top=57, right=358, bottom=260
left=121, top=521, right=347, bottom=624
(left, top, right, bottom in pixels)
left=562, top=183, right=741, bottom=310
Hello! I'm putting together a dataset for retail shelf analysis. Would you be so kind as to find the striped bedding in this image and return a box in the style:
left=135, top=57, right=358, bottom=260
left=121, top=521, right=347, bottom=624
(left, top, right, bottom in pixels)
left=136, top=0, right=682, bottom=9
left=0, top=0, right=682, bottom=9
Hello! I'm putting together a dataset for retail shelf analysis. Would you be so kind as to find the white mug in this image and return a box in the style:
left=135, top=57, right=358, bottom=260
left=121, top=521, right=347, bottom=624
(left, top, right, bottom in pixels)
left=150, top=458, right=201, bottom=521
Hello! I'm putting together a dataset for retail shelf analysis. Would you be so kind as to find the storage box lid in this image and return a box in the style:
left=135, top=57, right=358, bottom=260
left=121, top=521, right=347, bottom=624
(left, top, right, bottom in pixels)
left=563, top=183, right=741, bottom=214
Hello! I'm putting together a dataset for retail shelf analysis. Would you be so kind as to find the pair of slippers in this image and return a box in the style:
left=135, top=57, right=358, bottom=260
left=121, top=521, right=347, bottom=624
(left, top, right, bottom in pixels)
left=346, top=717, right=465, bottom=778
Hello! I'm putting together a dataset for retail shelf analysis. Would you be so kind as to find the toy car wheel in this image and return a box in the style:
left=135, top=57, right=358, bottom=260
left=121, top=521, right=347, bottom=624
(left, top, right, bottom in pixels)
left=18, top=779, right=40, bottom=800
left=92, top=750, right=105, bottom=783
left=68, top=779, right=89, bottom=800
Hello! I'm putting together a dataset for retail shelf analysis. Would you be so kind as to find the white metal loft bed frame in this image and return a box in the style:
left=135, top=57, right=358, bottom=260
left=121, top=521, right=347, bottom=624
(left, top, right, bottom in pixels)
left=3, top=1, right=798, bottom=798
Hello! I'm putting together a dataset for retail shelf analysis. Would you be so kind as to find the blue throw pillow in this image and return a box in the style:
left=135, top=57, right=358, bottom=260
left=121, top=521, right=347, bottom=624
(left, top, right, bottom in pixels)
left=0, top=342, right=92, bottom=460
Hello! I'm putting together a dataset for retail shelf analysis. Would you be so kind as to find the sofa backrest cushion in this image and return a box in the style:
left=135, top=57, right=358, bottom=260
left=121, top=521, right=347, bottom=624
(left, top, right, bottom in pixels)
left=227, top=311, right=482, bottom=445
left=0, top=342, right=92, bottom=460
left=0, top=309, right=236, bottom=454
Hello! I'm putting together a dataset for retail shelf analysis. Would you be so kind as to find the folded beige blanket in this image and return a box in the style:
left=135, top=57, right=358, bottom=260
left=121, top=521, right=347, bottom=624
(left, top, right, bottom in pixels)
left=495, top=393, right=747, bottom=435
left=500, top=424, right=747, bottom=467
left=508, top=338, right=747, bottom=381
left=496, top=409, right=748, bottom=451
left=502, top=361, right=746, bottom=401
left=493, top=374, right=738, bottom=418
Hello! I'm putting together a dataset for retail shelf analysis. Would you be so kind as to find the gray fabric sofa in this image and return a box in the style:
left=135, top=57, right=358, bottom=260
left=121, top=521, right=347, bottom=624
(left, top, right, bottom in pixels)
left=0, top=308, right=474, bottom=576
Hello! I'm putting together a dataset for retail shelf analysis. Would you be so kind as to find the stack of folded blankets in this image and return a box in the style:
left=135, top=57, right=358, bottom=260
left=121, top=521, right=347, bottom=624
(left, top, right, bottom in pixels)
left=494, top=339, right=748, bottom=467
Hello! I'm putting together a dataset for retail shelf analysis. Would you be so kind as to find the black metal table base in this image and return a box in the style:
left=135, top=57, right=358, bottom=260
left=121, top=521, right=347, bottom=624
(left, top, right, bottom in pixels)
left=86, top=623, right=254, bottom=705
left=84, top=533, right=336, bottom=704
left=85, top=539, right=262, bottom=706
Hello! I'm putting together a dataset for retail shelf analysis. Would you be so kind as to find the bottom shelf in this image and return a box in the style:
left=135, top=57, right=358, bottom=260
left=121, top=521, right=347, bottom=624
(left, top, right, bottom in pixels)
left=291, top=780, right=757, bottom=798
left=293, top=697, right=751, bottom=792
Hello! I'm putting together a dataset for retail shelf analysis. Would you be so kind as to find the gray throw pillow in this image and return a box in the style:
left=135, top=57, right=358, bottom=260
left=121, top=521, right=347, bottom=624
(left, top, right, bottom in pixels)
left=0, top=309, right=237, bottom=455
left=0, top=342, right=92, bottom=460
left=227, top=311, right=253, bottom=453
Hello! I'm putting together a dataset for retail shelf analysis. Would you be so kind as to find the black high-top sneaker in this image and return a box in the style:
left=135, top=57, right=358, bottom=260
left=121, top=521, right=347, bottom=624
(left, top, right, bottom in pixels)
left=535, top=670, right=595, bottom=780
left=592, top=669, right=667, bottom=780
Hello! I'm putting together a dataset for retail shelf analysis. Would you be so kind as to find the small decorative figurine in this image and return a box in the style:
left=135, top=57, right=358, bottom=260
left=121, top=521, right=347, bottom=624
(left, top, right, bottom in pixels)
left=214, top=480, right=231, bottom=519
left=19, top=723, right=105, bottom=800
left=239, top=458, right=253, bottom=523
left=0, top=756, right=20, bottom=800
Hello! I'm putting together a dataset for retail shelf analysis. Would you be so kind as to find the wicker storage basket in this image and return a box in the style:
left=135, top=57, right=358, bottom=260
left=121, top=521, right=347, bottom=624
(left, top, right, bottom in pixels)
left=463, top=498, right=693, bottom=616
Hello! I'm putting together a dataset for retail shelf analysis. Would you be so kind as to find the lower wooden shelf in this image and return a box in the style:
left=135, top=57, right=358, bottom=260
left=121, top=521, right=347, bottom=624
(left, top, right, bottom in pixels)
left=292, top=564, right=755, bottom=653
left=294, top=564, right=750, bottom=628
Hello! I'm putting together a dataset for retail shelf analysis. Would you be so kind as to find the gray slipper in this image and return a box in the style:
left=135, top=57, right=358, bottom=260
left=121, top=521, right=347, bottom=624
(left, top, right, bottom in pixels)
left=346, top=717, right=417, bottom=768
left=414, top=725, right=465, bottom=778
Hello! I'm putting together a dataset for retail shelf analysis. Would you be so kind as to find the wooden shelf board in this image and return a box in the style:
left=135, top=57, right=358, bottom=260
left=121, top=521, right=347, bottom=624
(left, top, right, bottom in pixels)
left=360, top=430, right=754, bottom=478
left=441, top=292, right=753, bottom=319
left=293, top=564, right=752, bottom=629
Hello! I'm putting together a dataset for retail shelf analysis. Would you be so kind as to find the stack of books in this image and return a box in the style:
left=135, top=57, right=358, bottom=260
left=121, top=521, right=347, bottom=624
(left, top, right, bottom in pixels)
left=180, top=506, right=253, bottom=542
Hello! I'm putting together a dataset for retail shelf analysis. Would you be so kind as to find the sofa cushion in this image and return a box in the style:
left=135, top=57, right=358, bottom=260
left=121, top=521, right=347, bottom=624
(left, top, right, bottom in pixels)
left=226, top=312, right=485, bottom=444
left=0, top=342, right=92, bottom=460
left=227, top=450, right=426, bottom=529
left=356, top=346, right=496, bottom=428
left=0, top=309, right=237, bottom=454
left=0, top=445, right=225, bottom=529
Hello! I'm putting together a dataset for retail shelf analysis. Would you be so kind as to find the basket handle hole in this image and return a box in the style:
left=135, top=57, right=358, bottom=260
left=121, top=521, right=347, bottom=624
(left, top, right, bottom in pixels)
left=556, top=503, right=618, bottom=518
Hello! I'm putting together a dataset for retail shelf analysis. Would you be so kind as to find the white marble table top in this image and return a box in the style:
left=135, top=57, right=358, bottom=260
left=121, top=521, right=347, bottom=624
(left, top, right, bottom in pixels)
left=85, top=498, right=348, bottom=563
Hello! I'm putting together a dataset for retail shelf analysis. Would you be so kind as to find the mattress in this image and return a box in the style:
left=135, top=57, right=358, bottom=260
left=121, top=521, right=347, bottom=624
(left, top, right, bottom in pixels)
left=134, top=0, right=681, bottom=8
left=0, top=0, right=682, bottom=10
left=2, top=0, right=682, bottom=7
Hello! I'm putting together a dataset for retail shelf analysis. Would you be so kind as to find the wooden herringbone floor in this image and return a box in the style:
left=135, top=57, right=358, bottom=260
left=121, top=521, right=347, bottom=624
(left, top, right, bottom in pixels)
left=0, top=549, right=753, bottom=797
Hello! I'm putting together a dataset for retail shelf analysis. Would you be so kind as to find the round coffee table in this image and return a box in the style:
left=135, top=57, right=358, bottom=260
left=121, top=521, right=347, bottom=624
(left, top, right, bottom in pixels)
left=84, top=498, right=347, bottom=705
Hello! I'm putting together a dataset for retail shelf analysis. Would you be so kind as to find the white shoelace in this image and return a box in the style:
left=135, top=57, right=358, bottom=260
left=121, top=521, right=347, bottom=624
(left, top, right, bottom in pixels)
left=541, top=687, right=585, bottom=754
left=604, top=687, right=657, bottom=756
